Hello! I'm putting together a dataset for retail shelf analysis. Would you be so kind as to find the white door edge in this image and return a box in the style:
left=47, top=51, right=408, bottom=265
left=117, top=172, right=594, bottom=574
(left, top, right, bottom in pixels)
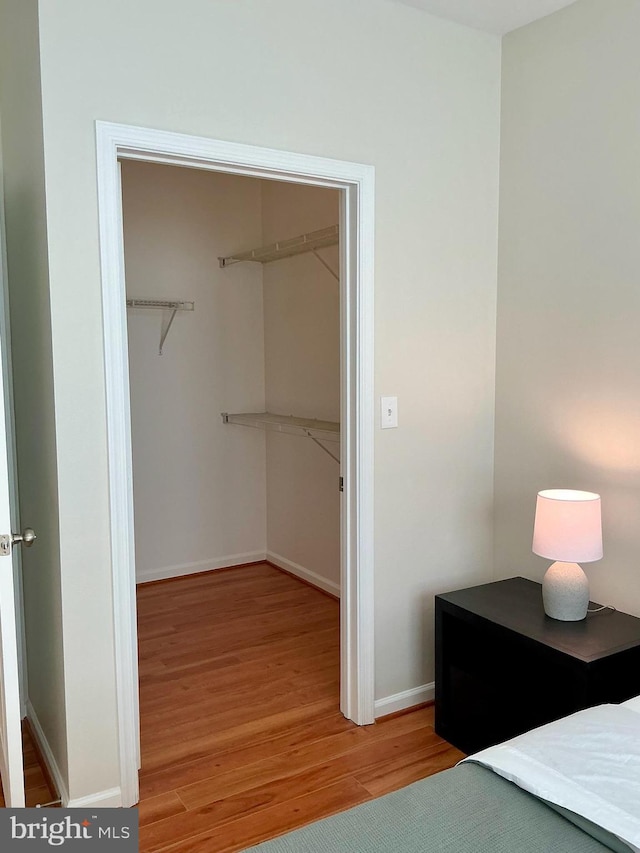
left=95, top=121, right=375, bottom=807
left=0, top=157, right=28, bottom=720
left=0, top=314, right=25, bottom=806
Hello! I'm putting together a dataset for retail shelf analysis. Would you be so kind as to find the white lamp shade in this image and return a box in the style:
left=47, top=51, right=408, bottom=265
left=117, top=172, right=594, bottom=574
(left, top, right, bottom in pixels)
left=532, top=489, right=603, bottom=563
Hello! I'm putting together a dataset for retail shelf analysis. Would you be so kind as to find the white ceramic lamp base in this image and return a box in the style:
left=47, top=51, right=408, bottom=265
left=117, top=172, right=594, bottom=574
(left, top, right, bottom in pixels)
left=542, top=561, right=589, bottom=621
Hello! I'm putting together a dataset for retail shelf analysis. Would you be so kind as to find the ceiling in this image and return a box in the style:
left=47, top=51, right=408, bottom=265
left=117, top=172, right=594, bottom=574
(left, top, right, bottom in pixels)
left=393, top=0, right=579, bottom=35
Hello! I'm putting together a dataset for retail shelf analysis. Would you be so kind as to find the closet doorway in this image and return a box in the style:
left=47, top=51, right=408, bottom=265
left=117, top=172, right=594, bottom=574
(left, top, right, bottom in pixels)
left=122, top=165, right=342, bottom=597
left=123, top=163, right=345, bottom=795
left=96, top=123, right=374, bottom=807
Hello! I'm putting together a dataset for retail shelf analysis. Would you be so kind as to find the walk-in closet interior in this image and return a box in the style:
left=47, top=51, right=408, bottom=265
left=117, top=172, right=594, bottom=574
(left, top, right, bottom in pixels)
left=120, top=160, right=342, bottom=782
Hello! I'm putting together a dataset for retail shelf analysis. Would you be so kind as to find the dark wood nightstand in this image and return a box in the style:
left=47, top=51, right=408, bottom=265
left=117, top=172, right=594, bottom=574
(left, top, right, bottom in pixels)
left=435, top=576, right=640, bottom=755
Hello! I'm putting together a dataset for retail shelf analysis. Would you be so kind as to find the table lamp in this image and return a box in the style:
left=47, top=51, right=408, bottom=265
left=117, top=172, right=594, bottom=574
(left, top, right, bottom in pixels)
left=532, top=489, right=602, bottom=621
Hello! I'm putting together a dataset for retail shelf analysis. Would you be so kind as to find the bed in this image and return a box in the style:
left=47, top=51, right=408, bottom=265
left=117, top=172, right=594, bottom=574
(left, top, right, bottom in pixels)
left=241, top=696, right=640, bottom=853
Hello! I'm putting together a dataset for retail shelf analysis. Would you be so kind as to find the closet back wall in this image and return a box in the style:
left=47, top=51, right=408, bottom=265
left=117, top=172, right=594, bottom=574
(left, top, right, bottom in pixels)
left=121, top=162, right=267, bottom=583
left=262, top=181, right=341, bottom=594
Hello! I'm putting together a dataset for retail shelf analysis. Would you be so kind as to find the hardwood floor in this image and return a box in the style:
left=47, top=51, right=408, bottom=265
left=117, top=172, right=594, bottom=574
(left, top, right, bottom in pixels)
left=0, top=722, right=59, bottom=808
left=136, top=562, right=463, bottom=852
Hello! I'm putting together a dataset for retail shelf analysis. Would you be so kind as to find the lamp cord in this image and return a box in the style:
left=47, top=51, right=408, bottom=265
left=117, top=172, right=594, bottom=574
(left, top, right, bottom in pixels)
left=587, top=605, right=616, bottom=614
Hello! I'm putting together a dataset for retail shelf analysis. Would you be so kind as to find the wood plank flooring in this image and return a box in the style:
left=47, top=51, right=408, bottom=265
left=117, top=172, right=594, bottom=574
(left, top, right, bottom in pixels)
left=0, top=723, right=59, bottom=808
left=133, top=562, right=463, bottom=852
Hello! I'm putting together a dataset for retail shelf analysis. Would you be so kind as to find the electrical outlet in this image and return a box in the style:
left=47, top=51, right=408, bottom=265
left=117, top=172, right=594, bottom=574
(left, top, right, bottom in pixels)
left=380, top=396, right=398, bottom=429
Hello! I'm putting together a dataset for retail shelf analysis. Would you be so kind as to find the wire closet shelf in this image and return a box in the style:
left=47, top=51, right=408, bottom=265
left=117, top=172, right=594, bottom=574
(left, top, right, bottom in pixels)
left=221, top=412, right=340, bottom=464
left=218, top=225, right=339, bottom=281
left=126, top=298, right=194, bottom=355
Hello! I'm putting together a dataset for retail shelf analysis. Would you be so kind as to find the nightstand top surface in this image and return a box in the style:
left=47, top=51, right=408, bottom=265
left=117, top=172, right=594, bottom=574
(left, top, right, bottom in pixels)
left=436, top=577, right=640, bottom=663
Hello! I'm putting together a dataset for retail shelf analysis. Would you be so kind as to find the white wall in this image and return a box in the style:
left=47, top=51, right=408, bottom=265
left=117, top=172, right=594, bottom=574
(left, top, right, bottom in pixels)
left=494, top=0, right=640, bottom=615
left=121, top=162, right=267, bottom=583
left=262, top=181, right=341, bottom=593
left=11, top=0, right=640, bottom=803
left=26, top=0, right=499, bottom=799
left=0, top=0, right=69, bottom=792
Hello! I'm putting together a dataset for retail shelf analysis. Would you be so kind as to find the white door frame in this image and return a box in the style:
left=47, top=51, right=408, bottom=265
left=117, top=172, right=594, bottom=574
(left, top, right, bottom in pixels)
left=95, top=121, right=375, bottom=808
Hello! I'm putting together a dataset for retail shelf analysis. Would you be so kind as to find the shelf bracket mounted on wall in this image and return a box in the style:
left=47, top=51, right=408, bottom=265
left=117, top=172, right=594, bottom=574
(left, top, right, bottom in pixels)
left=310, top=249, right=339, bottom=282
left=126, top=299, right=195, bottom=355
left=301, top=428, right=340, bottom=463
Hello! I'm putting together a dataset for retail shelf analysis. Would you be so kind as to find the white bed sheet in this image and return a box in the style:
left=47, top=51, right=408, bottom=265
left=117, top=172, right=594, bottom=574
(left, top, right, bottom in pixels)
left=463, top=703, right=640, bottom=852
left=622, top=695, right=640, bottom=715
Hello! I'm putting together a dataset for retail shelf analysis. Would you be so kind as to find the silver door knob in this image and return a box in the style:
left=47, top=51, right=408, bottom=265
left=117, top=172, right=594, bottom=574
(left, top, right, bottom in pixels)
left=12, top=528, right=36, bottom=547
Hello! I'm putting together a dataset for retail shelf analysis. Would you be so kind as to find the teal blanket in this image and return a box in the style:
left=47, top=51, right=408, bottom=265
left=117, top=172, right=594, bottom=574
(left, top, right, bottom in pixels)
left=242, top=764, right=619, bottom=853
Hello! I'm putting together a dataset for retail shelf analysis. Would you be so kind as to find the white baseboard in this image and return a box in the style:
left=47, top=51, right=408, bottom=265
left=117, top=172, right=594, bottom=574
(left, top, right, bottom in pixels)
left=374, top=682, right=435, bottom=717
left=26, top=700, right=69, bottom=806
left=136, top=550, right=266, bottom=584
left=266, top=551, right=341, bottom=598
left=67, top=787, right=123, bottom=808
left=27, top=701, right=124, bottom=808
